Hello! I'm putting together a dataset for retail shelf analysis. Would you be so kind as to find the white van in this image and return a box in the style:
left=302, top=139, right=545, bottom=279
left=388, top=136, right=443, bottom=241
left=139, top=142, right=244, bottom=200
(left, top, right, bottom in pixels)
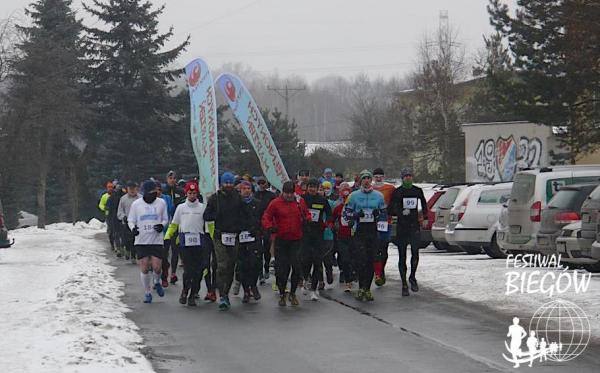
left=445, top=183, right=512, bottom=254
left=500, top=166, right=600, bottom=253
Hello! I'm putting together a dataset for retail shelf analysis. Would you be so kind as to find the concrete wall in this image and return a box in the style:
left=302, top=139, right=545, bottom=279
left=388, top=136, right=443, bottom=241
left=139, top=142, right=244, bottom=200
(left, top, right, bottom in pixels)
left=463, top=121, right=553, bottom=182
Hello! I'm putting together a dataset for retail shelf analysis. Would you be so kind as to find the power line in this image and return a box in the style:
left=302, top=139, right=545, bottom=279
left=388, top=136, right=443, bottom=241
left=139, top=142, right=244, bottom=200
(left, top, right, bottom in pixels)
left=267, top=84, right=306, bottom=119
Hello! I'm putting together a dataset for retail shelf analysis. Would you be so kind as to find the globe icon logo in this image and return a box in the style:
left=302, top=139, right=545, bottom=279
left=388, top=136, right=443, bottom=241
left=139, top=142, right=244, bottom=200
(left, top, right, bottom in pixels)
left=528, top=299, right=591, bottom=362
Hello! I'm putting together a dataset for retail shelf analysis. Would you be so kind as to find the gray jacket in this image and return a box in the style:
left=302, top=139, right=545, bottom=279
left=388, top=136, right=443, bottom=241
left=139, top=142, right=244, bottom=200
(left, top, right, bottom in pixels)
left=117, top=193, right=141, bottom=221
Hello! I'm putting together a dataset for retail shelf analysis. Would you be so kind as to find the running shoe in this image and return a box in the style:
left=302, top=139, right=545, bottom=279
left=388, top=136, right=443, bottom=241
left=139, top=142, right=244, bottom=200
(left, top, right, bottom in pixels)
left=354, top=289, right=365, bottom=301
left=187, top=295, right=197, bottom=307
left=409, top=278, right=418, bottom=292
left=143, top=293, right=152, bottom=303
left=374, top=275, right=385, bottom=287
left=251, top=286, right=261, bottom=300
left=278, top=294, right=286, bottom=307
left=242, top=292, right=251, bottom=304
left=344, top=283, right=353, bottom=293
left=224, top=295, right=231, bottom=308
left=170, top=274, right=178, bottom=285
left=288, top=293, right=299, bottom=306
left=161, top=279, right=169, bottom=288
left=218, top=296, right=230, bottom=310
left=205, top=291, right=217, bottom=302
left=232, top=281, right=241, bottom=296
left=155, top=282, right=165, bottom=297
left=310, top=291, right=319, bottom=301
left=179, top=288, right=189, bottom=304
left=318, top=281, right=325, bottom=291
left=364, top=290, right=374, bottom=301
left=402, top=286, right=410, bottom=296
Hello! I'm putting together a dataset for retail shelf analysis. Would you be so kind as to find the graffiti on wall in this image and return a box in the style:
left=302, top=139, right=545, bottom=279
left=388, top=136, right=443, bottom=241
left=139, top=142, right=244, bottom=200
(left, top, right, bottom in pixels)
left=474, top=136, right=542, bottom=181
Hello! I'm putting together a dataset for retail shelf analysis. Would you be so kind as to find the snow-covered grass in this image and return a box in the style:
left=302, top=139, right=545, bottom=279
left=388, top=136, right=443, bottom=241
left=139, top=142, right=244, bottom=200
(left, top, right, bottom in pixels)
left=0, top=220, right=153, bottom=373
left=386, top=247, right=600, bottom=339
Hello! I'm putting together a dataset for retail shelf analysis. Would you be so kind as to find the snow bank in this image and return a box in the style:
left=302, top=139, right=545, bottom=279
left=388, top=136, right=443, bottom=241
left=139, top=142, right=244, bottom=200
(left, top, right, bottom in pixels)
left=386, top=247, right=600, bottom=339
left=0, top=222, right=153, bottom=372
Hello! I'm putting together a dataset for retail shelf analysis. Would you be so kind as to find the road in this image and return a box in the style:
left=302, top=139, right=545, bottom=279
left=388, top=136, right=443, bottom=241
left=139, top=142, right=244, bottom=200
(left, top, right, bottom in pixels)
left=104, top=236, right=600, bottom=373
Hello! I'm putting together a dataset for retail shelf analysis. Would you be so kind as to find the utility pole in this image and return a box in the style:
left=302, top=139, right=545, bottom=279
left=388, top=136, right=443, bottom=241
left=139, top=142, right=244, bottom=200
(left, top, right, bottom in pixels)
left=267, top=84, right=306, bottom=120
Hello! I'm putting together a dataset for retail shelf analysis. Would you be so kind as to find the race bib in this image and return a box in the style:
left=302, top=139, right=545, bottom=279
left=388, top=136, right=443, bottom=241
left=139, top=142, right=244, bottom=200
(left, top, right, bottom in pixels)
left=359, top=208, right=374, bottom=223
left=141, top=224, right=155, bottom=233
left=239, top=231, right=255, bottom=243
left=377, top=221, right=389, bottom=232
left=403, top=198, right=418, bottom=209
left=184, top=232, right=201, bottom=247
left=309, top=209, right=321, bottom=222
left=221, top=232, right=236, bottom=246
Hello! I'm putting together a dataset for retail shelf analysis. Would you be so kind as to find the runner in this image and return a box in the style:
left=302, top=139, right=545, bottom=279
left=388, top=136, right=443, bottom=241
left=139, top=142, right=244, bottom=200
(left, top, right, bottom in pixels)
left=157, top=182, right=174, bottom=288
left=321, top=181, right=337, bottom=287
left=262, top=181, right=311, bottom=306
left=254, top=176, right=276, bottom=282
left=203, top=171, right=250, bottom=310
left=301, top=178, right=332, bottom=300
left=117, top=181, right=141, bottom=262
left=107, top=182, right=125, bottom=256
left=331, top=182, right=354, bottom=292
left=98, top=181, right=115, bottom=249
left=371, top=168, right=396, bottom=286
left=163, top=170, right=186, bottom=285
left=164, top=181, right=207, bottom=306
left=388, top=168, right=428, bottom=296
left=319, top=168, right=335, bottom=186
left=238, top=180, right=264, bottom=303
left=127, top=180, right=169, bottom=304
left=295, top=169, right=310, bottom=196
left=344, top=170, right=386, bottom=301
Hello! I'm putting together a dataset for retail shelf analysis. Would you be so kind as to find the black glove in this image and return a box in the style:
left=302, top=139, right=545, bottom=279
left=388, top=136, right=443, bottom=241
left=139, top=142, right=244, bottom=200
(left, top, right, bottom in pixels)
left=122, top=216, right=128, bottom=224
left=153, top=224, right=164, bottom=233
left=373, top=209, right=380, bottom=219
left=357, top=210, right=365, bottom=218
left=132, top=227, right=140, bottom=236
left=164, top=239, right=171, bottom=248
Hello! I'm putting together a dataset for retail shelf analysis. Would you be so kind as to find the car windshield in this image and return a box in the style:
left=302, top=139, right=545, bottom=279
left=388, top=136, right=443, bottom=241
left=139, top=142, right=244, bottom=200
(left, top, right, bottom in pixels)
left=588, top=185, right=600, bottom=200
left=437, top=187, right=460, bottom=209
left=547, top=187, right=595, bottom=210
left=511, top=173, right=535, bottom=204
left=478, top=189, right=512, bottom=204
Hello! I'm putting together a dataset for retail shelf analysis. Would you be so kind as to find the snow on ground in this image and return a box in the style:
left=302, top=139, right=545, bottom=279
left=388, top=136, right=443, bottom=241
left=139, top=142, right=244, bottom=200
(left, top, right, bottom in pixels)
left=386, top=247, right=600, bottom=339
left=0, top=220, right=154, bottom=373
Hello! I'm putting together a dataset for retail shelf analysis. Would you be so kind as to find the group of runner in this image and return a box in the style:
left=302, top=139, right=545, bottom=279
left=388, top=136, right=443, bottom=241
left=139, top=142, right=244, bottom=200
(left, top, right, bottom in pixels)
left=98, top=167, right=428, bottom=308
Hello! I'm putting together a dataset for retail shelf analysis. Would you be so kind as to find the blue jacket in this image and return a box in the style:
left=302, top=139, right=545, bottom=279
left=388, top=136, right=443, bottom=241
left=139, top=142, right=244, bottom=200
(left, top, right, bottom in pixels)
left=343, top=189, right=386, bottom=231
left=160, top=194, right=175, bottom=221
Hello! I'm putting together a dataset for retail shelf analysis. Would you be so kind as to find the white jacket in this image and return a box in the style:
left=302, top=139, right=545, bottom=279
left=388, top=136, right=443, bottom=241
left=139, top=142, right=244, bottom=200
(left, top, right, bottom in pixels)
left=128, top=197, right=168, bottom=246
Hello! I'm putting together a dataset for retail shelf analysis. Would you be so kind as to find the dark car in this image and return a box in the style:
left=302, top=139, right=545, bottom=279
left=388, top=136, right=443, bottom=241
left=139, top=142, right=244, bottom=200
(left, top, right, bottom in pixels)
left=536, top=183, right=599, bottom=256
left=0, top=197, right=14, bottom=248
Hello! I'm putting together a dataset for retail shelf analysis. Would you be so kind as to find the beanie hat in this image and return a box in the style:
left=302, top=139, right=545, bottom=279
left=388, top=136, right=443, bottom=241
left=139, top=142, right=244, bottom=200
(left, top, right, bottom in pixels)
left=166, top=170, right=176, bottom=178
left=220, top=172, right=235, bottom=184
left=321, top=180, right=332, bottom=189
left=323, top=168, right=333, bottom=174
left=373, top=167, right=385, bottom=176
left=184, top=181, right=198, bottom=193
left=142, top=180, right=157, bottom=194
left=359, top=169, right=373, bottom=180
left=401, top=168, right=413, bottom=178
left=307, top=178, right=320, bottom=187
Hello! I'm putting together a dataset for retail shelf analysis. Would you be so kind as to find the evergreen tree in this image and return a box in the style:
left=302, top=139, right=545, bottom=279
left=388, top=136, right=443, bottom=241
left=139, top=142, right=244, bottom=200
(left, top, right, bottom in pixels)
left=83, top=0, right=189, bottom=183
left=488, top=0, right=600, bottom=163
left=0, top=0, right=87, bottom=228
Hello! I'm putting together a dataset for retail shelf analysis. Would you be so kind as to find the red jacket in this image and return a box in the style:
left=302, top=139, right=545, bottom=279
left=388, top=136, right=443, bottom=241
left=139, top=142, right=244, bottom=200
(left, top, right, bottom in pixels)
left=332, top=202, right=352, bottom=239
left=262, top=196, right=311, bottom=241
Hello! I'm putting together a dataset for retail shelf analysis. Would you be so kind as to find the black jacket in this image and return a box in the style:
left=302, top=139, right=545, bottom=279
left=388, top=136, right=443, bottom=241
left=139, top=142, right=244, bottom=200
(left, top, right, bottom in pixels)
left=203, top=189, right=249, bottom=234
left=163, top=184, right=185, bottom=206
left=242, top=197, right=264, bottom=236
left=302, top=193, right=332, bottom=232
left=388, top=185, right=428, bottom=232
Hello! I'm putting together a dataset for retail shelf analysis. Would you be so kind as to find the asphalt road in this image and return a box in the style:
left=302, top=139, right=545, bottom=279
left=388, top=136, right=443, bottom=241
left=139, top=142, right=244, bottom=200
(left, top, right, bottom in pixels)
left=104, top=236, right=600, bottom=373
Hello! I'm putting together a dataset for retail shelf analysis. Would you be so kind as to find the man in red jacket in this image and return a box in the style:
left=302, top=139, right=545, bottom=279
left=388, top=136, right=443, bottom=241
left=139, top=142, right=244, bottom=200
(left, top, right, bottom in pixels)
left=262, top=181, right=311, bottom=307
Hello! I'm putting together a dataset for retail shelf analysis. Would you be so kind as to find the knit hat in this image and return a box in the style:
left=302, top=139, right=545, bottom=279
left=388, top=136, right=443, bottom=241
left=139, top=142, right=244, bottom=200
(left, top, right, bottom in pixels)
left=142, top=180, right=157, bottom=194
left=282, top=181, right=295, bottom=193
left=184, top=181, right=198, bottom=193
left=220, top=172, right=235, bottom=184
left=323, top=168, right=333, bottom=174
left=373, top=168, right=385, bottom=176
left=321, top=180, right=332, bottom=189
left=166, top=170, right=176, bottom=178
left=359, top=169, right=373, bottom=180
left=401, top=168, right=413, bottom=178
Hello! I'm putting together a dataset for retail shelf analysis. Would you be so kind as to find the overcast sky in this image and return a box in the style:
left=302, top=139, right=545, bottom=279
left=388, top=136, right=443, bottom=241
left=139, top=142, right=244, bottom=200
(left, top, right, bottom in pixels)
left=1, top=0, right=516, bottom=82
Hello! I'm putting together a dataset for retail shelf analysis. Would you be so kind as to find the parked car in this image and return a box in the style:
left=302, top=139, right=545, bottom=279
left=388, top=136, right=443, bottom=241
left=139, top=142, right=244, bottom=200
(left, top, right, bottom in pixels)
left=445, top=183, right=512, bottom=255
left=536, top=183, right=599, bottom=256
left=556, top=221, right=600, bottom=272
left=0, top=198, right=14, bottom=249
left=418, top=187, right=448, bottom=248
left=500, top=165, right=600, bottom=254
left=432, top=184, right=480, bottom=251
left=491, top=202, right=510, bottom=258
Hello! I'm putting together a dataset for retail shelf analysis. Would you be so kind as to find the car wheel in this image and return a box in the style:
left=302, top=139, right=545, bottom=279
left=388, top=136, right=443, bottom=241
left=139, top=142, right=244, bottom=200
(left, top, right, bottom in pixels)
left=433, top=241, right=447, bottom=251
left=418, top=240, right=431, bottom=249
left=483, top=234, right=508, bottom=259
left=446, top=245, right=463, bottom=252
left=583, top=261, right=600, bottom=273
left=462, top=245, right=483, bottom=255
